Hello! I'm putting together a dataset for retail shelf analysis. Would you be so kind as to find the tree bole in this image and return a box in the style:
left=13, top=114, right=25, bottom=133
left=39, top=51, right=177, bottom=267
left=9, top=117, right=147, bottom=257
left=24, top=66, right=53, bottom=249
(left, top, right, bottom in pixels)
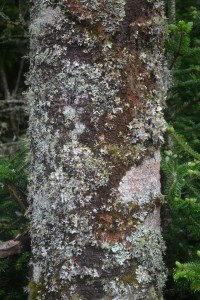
left=28, top=0, right=168, bottom=299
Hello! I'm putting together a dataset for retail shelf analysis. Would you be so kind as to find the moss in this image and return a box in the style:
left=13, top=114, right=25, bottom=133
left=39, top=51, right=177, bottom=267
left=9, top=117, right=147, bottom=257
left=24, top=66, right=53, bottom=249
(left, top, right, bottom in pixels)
left=53, top=272, right=61, bottom=289
left=106, top=143, right=138, bottom=166
left=121, top=266, right=137, bottom=286
left=71, top=293, right=82, bottom=300
left=28, top=279, right=46, bottom=300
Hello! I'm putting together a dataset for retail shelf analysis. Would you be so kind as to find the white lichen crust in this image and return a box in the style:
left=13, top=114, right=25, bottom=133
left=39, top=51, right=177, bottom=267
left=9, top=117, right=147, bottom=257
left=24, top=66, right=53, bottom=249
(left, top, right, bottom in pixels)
left=28, top=0, right=167, bottom=299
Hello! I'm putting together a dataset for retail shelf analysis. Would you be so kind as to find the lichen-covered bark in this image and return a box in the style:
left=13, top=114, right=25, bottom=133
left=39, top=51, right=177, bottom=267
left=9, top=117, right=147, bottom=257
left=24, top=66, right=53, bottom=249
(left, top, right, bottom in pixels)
left=28, top=0, right=168, bottom=299
left=167, top=0, right=176, bottom=24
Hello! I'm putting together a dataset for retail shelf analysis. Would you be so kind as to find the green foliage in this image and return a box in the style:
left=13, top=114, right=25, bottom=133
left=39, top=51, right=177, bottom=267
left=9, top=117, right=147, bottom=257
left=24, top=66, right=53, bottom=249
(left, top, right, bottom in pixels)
left=174, top=252, right=200, bottom=292
left=163, top=3, right=200, bottom=299
left=0, top=252, right=30, bottom=300
left=0, top=1, right=29, bottom=143
left=167, top=125, right=200, bottom=160
left=166, top=20, right=195, bottom=70
left=0, top=144, right=28, bottom=235
left=162, top=128, right=200, bottom=299
left=0, top=0, right=28, bottom=67
left=168, top=21, right=193, bottom=34
left=15, top=251, right=30, bottom=271
left=0, top=145, right=29, bottom=300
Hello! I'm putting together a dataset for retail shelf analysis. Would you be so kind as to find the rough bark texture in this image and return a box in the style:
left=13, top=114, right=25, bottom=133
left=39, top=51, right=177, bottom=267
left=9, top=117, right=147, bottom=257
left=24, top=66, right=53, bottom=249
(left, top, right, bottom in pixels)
left=167, top=0, right=176, bottom=24
left=28, top=0, right=168, bottom=299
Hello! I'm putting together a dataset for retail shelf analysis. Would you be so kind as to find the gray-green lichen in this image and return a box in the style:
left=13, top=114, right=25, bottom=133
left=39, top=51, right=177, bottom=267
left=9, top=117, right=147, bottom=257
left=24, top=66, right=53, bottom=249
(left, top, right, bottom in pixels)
left=28, top=0, right=168, bottom=299
left=101, top=224, right=166, bottom=300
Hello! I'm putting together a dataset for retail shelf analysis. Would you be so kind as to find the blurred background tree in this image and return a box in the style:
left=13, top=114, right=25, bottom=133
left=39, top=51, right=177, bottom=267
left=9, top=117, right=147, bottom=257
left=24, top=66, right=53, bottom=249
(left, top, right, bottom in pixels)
left=0, top=1, right=29, bottom=299
left=0, top=0, right=28, bottom=155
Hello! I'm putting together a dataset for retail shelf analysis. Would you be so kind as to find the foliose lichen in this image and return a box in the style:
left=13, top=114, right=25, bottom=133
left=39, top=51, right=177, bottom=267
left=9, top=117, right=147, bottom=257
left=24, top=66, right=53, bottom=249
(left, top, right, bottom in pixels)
left=28, top=0, right=168, bottom=298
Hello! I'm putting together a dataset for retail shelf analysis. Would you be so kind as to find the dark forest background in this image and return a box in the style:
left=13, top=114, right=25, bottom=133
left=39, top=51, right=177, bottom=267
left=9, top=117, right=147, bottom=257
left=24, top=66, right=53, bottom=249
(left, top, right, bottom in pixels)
left=1, top=0, right=200, bottom=299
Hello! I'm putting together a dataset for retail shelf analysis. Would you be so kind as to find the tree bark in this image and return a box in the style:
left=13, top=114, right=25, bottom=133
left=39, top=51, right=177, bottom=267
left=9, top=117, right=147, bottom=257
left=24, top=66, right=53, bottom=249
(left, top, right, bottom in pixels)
left=28, top=0, right=168, bottom=299
left=167, top=0, right=176, bottom=24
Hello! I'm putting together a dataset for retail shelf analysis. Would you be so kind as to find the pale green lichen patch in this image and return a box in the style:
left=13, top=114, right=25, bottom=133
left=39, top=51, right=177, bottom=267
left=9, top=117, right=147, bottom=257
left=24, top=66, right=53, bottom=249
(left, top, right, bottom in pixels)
left=101, top=225, right=166, bottom=299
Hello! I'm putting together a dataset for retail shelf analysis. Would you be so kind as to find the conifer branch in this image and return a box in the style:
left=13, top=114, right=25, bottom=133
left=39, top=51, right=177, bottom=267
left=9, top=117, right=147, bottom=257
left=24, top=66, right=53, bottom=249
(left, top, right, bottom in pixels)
left=167, top=126, right=200, bottom=160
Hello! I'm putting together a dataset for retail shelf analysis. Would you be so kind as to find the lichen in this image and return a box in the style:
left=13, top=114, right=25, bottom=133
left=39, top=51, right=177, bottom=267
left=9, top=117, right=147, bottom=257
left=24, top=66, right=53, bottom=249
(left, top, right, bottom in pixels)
left=28, top=0, right=168, bottom=298
left=28, top=279, right=46, bottom=300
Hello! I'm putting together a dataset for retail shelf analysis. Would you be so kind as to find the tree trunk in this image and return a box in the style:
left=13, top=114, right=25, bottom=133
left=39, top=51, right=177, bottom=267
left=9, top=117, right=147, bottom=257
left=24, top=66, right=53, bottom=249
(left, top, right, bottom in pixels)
left=28, top=0, right=168, bottom=299
left=167, top=0, right=176, bottom=24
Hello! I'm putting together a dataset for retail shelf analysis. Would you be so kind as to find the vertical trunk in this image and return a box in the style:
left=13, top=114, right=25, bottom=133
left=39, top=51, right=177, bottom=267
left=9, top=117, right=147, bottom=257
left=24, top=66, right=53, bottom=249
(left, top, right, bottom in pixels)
left=28, top=0, right=168, bottom=299
left=167, top=0, right=176, bottom=24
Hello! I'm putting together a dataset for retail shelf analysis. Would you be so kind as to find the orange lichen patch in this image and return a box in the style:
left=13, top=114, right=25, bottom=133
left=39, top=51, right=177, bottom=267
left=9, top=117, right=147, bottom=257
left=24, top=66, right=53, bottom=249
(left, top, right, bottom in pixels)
left=97, top=23, right=105, bottom=34
left=94, top=203, right=141, bottom=244
left=99, top=0, right=106, bottom=10
left=100, top=213, right=113, bottom=224
left=113, top=49, right=156, bottom=108
left=112, top=53, right=139, bottom=107
left=68, top=0, right=90, bottom=20
left=100, top=230, right=123, bottom=244
left=129, top=9, right=158, bottom=30
left=123, top=57, right=140, bottom=103
left=127, top=93, right=138, bottom=103
left=67, top=0, right=111, bottom=43
left=131, top=17, right=147, bottom=24
left=123, top=63, right=149, bottom=105
left=97, top=23, right=109, bottom=41
left=129, top=17, right=152, bottom=30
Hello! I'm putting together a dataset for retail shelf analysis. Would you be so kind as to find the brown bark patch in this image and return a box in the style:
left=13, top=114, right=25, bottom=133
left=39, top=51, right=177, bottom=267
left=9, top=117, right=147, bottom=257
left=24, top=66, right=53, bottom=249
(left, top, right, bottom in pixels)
left=94, top=203, right=141, bottom=245
left=99, top=230, right=123, bottom=244
left=68, top=0, right=90, bottom=20
left=116, top=0, right=151, bottom=45
left=124, top=0, right=150, bottom=22
left=76, top=246, right=105, bottom=268
left=78, top=279, right=104, bottom=300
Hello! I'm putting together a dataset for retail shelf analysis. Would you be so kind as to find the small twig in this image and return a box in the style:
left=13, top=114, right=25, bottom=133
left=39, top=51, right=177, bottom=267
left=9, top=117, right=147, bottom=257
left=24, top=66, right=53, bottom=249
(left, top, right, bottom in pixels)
left=13, top=58, right=24, bottom=97
left=0, top=99, right=25, bottom=104
left=3, top=178, right=28, bottom=212
left=169, top=31, right=183, bottom=70
left=0, top=106, right=25, bottom=113
left=189, top=216, right=200, bottom=229
left=0, top=12, right=20, bottom=26
left=0, top=1, right=6, bottom=11
left=0, top=141, right=21, bottom=146
left=0, top=37, right=28, bottom=44
left=18, top=0, right=26, bottom=27
left=0, top=67, right=10, bottom=99
left=0, top=11, right=10, bottom=22
left=0, top=218, right=23, bottom=234
left=0, top=34, right=29, bottom=40
left=0, top=226, right=19, bottom=230
left=171, top=93, right=200, bottom=116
